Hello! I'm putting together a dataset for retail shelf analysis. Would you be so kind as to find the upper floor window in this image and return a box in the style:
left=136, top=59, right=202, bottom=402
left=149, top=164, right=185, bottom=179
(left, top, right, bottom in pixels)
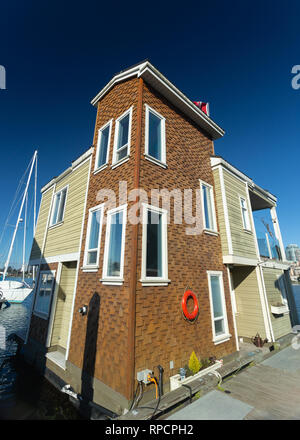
left=83, top=204, right=104, bottom=268
left=112, top=108, right=132, bottom=166
left=207, top=271, right=230, bottom=344
left=277, top=275, right=288, bottom=306
left=50, top=186, right=68, bottom=226
left=141, top=204, right=169, bottom=286
left=240, top=196, right=251, bottom=231
left=95, top=120, right=112, bottom=171
left=102, top=205, right=127, bottom=284
left=145, top=105, right=166, bottom=166
left=200, top=180, right=217, bottom=233
left=34, top=271, right=55, bottom=318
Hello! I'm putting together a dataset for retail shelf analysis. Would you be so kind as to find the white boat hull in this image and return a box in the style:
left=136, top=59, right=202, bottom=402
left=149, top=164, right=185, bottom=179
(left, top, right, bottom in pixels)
left=0, top=281, right=33, bottom=303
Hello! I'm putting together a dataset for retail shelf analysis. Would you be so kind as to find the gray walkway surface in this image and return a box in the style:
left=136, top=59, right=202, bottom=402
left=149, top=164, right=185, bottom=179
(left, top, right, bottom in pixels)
left=167, top=390, right=253, bottom=420
left=168, top=345, right=300, bottom=420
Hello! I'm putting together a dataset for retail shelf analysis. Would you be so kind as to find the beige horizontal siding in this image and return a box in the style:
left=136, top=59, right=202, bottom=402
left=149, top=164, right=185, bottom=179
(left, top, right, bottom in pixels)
left=262, top=267, right=292, bottom=339
left=51, top=261, right=77, bottom=349
left=232, top=266, right=266, bottom=339
left=212, top=168, right=229, bottom=255
left=43, top=160, right=89, bottom=257
left=29, top=188, right=53, bottom=261
left=223, top=169, right=257, bottom=259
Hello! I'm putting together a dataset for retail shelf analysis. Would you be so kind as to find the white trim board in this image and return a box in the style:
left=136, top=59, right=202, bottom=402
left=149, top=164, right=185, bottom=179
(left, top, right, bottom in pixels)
left=29, top=252, right=79, bottom=266
left=223, top=255, right=259, bottom=266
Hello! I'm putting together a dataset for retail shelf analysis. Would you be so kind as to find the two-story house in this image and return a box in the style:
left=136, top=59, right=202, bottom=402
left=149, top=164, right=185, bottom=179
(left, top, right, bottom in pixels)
left=24, top=61, right=238, bottom=416
left=211, top=156, right=298, bottom=343
left=25, top=148, right=92, bottom=369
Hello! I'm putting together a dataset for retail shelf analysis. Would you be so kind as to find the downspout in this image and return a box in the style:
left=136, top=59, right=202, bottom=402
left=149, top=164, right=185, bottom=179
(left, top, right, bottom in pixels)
left=126, top=77, right=143, bottom=402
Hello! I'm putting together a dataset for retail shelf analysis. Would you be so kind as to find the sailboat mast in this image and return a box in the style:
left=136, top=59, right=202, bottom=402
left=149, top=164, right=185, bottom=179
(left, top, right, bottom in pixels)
left=3, top=150, right=37, bottom=280
left=34, top=152, right=37, bottom=235
left=22, top=192, right=28, bottom=282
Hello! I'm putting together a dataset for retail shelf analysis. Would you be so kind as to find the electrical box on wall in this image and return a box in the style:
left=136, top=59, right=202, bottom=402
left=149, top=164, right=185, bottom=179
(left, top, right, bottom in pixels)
left=137, top=369, right=153, bottom=384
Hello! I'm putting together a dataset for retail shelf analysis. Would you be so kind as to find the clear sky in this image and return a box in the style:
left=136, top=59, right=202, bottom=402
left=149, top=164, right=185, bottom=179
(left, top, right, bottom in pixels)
left=0, top=0, right=299, bottom=266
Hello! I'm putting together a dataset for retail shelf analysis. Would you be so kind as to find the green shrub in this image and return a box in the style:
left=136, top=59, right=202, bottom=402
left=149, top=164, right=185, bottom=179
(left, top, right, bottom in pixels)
left=188, top=351, right=202, bottom=375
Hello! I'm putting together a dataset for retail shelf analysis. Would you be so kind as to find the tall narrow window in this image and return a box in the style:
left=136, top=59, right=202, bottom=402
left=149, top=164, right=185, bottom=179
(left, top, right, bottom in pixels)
left=145, top=105, right=166, bottom=164
left=50, top=187, right=67, bottom=226
left=207, top=271, right=230, bottom=343
left=278, top=275, right=288, bottom=306
left=200, top=181, right=217, bottom=232
left=240, top=197, right=251, bottom=231
left=34, top=271, right=55, bottom=318
left=83, top=204, right=104, bottom=268
left=102, top=205, right=127, bottom=284
left=141, top=204, right=169, bottom=285
left=95, top=120, right=112, bottom=171
left=113, top=108, right=132, bottom=165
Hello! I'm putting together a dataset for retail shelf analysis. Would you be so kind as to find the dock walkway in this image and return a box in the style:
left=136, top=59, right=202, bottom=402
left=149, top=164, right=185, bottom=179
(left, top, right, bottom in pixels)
left=167, top=344, right=300, bottom=420
left=119, top=334, right=298, bottom=420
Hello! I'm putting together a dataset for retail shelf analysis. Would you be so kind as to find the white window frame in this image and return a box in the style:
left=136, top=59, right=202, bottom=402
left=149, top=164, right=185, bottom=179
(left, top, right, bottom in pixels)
left=207, top=271, right=231, bottom=344
left=112, top=107, right=132, bottom=167
left=140, top=203, right=170, bottom=286
left=49, top=185, right=68, bottom=227
left=94, top=119, right=113, bottom=173
left=144, top=104, right=166, bottom=167
left=199, top=180, right=218, bottom=234
left=82, top=203, right=104, bottom=270
left=239, top=195, right=251, bottom=232
left=33, top=270, right=56, bottom=319
left=101, top=204, right=127, bottom=285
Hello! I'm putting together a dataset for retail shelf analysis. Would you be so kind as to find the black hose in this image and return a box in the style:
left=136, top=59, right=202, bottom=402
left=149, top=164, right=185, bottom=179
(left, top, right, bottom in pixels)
left=157, top=365, right=164, bottom=397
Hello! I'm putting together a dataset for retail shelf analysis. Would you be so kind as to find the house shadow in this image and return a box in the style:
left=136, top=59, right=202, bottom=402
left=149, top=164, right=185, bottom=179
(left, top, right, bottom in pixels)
left=79, top=292, right=100, bottom=419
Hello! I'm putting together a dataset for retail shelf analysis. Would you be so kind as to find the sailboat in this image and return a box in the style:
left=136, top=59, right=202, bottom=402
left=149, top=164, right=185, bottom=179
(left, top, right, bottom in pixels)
left=0, top=151, right=38, bottom=303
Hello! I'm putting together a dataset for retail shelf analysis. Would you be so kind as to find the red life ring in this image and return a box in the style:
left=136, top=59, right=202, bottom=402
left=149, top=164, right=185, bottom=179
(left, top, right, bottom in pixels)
left=182, top=290, right=199, bottom=321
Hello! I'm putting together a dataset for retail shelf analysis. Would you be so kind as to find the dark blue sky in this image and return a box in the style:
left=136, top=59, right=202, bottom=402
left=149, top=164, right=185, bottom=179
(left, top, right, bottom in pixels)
left=0, top=0, right=299, bottom=266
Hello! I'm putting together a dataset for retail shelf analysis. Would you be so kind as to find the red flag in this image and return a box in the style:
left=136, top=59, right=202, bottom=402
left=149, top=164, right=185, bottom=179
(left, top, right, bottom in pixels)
left=193, top=101, right=209, bottom=116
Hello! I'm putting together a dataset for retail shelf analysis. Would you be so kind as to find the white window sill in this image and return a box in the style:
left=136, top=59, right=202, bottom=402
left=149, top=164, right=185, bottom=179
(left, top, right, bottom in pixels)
left=140, top=278, right=171, bottom=286
left=81, top=266, right=99, bottom=272
left=204, top=229, right=219, bottom=237
left=48, top=221, right=64, bottom=230
left=213, top=334, right=232, bottom=345
left=243, top=229, right=253, bottom=235
left=100, top=278, right=124, bottom=286
left=33, top=310, right=49, bottom=320
left=93, top=163, right=108, bottom=175
left=111, top=155, right=130, bottom=169
left=144, top=154, right=167, bottom=169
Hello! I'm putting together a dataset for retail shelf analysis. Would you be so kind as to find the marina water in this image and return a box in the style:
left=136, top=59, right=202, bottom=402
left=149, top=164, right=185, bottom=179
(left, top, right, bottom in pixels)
left=292, top=283, right=300, bottom=324
left=0, top=277, right=82, bottom=419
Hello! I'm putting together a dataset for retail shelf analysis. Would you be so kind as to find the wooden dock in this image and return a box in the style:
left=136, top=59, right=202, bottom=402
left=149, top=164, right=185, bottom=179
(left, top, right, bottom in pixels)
left=118, top=336, right=299, bottom=420
left=224, top=348, right=300, bottom=419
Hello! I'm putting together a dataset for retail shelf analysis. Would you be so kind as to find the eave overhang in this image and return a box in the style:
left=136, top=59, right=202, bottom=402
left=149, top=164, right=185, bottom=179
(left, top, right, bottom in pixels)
left=91, top=61, right=225, bottom=140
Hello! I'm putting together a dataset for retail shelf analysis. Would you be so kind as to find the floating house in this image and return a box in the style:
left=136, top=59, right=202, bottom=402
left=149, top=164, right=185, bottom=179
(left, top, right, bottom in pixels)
left=23, top=61, right=295, bottom=417
left=211, top=156, right=298, bottom=342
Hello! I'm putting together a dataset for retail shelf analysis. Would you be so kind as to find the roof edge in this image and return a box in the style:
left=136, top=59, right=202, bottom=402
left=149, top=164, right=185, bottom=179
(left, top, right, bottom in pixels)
left=91, top=61, right=225, bottom=140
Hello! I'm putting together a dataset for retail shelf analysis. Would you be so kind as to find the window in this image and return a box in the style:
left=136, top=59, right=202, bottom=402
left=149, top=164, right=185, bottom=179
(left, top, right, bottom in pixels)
left=34, top=271, right=55, bottom=318
left=145, top=105, right=166, bottom=165
left=112, top=108, right=132, bottom=165
left=200, top=181, right=217, bottom=233
left=83, top=204, right=104, bottom=268
left=95, top=120, right=112, bottom=171
left=50, top=187, right=68, bottom=226
left=141, top=204, right=169, bottom=286
left=207, top=271, right=230, bottom=343
left=240, top=196, right=251, bottom=231
left=102, top=205, right=127, bottom=284
left=278, top=275, right=288, bottom=306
